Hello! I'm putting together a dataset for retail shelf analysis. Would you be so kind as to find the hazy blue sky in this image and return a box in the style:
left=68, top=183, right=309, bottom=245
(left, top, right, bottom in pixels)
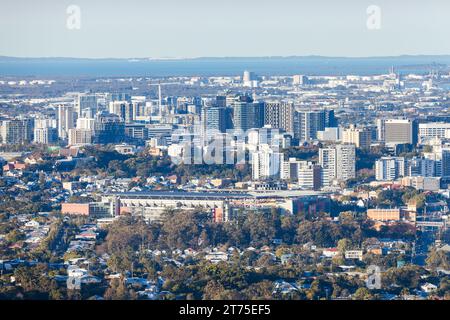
left=0, top=0, right=449, bottom=58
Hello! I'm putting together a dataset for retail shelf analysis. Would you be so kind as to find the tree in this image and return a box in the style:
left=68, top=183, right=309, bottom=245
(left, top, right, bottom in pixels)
left=423, top=145, right=433, bottom=153
left=160, top=210, right=207, bottom=249
left=103, top=216, right=154, bottom=273
left=104, top=278, right=130, bottom=300
left=13, top=264, right=53, bottom=299
left=202, top=280, right=243, bottom=300
left=6, top=229, right=25, bottom=243
left=426, top=248, right=449, bottom=271
left=296, top=220, right=342, bottom=247
left=242, top=281, right=274, bottom=300
left=203, top=280, right=227, bottom=300
left=307, top=277, right=333, bottom=300
left=382, top=265, right=422, bottom=290
left=352, top=287, right=374, bottom=300
left=242, top=212, right=276, bottom=247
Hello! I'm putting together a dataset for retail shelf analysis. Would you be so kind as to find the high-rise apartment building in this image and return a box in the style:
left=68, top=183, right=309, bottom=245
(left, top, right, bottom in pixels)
left=243, top=71, right=257, bottom=87
left=109, top=101, right=134, bottom=123
left=232, top=101, right=265, bottom=131
left=406, top=157, right=436, bottom=177
left=376, top=118, right=386, bottom=141
left=57, top=105, right=75, bottom=140
left=201, top=106, right=232, bottom=134
left=94, top=113, right=125, bottom=144
left=76, top=117, right=96, bottom=130
left=319, top=144, right=355, bottom=186
left=293, top=75, right=308, bottom=85
left=342, top=125, right=372, bottom=149
left=76, top=94, right=98, bottom=118
left=34, top=119, right=57, bottom=144
left=423, top=148, right=450, bottom=179
left=264, top=102, right=295, bottom=134
left=336, top=144, right=356, bottom=182
left=281, top=158, right=321, bottom=190
left=251, top=146, right=284, bottom=180
left=295, top=110, right=336, bottom=141
left=68, top=128, right=94, bottom=146
left=375, top=157, right=406, bottom=181
left=0, top=119, right=34, bottom=144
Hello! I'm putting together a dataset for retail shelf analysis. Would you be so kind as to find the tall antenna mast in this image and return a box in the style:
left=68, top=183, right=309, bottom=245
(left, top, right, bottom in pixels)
left=158, top=82, right=163, bottom=117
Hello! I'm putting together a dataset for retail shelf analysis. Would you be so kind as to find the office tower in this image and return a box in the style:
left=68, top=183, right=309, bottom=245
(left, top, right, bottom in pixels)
left=325, top=109, right=337, bottom=127
left=215, top=96, right=227, bottom=108
left=147, top=124, right=174, bottom=142
left=319, top=144, right=355, bottom=186
left=251, top=146, right=284, bottom=180
left=406, top=157, right=435, bottom=177
left=342, top=125, right=372, bottom=149
left=232, top=101, right=265, bottom=131
left=68, top=128, right=94, bottom=146
left=35, top=118, right=57, bottom=129
left=375, top=157, right=406, bottom=181
left=423, top=148, right=450, bottom=178
left=383, top=119, right=418, bottom=146
left=247, top=126, right=290, bottom=151
left=243, top=71, right=258, bottom=88
left=76, top=117, right=95, bottom=130
left=192, top=96, right=202, bottom=108
left=298, top=163, right=322, bottom=190
left=281, top=158, right=321, bottom=190
left=281, top=158, right=303, bottom=181
left=94, top=113, right=125, bottom=144
left=319, top=147, right=337, bottom=187
left=166, top=96, right=178, bottom=110
left=317, top=127, right=341, bottom=142
left=201, top=106, right=232, bottom=135
left=336, top=144, right=356, bottom=182
left=243, top=70, right=256, bottom=83
left=0, top=119, right=34, bottom=144
left=109, top=101, right=134, bottom=123
left=125, top=123, right=149, bottom=141
left=295, top=110, right=336, bottom=141
left=34, top=119, right=57, bottom=144
left=76, top=94, right=97, bottom=118
left=293, top=75, right=308, bottom=85
left=33, top=127, right=57, bottom=144
left=440, top=149, right=450, bottom=178
left=57, top=105, right=75, bottom=140
left=376, top=119, right=386, bottom=141
left=264, top=102, right=295, bottom=134
left=132, top=101, right=146, bottom=119
left=107, top=93, right=132, bottom=104
left=296, top=110, right=324, bottom=141
left=418, top=122, right=450, bottom=141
